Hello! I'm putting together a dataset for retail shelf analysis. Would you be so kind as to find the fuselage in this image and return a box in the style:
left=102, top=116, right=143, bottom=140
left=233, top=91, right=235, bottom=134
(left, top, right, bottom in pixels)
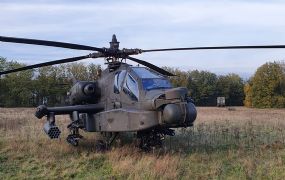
left=89, top=63, right=197, bottom=132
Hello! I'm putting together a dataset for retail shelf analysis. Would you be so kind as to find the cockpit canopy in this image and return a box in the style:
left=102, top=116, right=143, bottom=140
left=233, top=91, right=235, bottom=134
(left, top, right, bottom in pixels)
left=132, top=67, right=172, bottom=91
left=114, top=66, right=173, bottom=101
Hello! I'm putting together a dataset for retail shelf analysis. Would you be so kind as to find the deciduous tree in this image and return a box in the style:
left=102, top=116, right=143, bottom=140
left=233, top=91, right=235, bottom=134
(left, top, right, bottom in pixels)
left=246, top=62, right=285, bottom=108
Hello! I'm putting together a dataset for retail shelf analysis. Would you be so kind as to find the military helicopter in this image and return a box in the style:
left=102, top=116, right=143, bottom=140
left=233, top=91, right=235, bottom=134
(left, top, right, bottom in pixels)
left=1, top=35, right=285, bottom=150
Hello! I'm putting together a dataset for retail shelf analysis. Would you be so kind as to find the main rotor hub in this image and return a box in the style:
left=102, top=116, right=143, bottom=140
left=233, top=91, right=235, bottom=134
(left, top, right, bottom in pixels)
left=98, top=34, right=142, bottom=65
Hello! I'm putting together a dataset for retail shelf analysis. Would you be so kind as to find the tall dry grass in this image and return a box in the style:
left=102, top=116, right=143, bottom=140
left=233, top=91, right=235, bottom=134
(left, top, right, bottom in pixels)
left=0, top=107, right=285, bottom=179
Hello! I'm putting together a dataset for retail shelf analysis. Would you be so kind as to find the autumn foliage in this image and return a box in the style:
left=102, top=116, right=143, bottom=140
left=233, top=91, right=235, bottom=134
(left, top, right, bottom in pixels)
left=244, top=62, right=285, bottom=108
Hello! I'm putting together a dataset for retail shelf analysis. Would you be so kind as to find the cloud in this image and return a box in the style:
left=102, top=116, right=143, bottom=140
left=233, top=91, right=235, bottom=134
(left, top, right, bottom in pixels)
left=1, top=0, right=285, bottom=77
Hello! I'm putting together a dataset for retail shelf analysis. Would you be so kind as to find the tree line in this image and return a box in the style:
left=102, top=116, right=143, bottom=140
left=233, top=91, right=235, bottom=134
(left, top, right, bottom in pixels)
left=0, top=56, right=284, bottom=108
left=164, top=67, right=245, bottom=106
left=0, top=57, right=101, bottom=107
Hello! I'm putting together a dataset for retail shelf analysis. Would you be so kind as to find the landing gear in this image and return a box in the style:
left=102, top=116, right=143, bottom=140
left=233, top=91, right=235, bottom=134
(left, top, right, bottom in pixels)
left=137, top=127, right=175, bottom=151
left=66, top=134, right=80, bottom=146
left=66, top=111, right=84, bottom=146
left=66, top=126, right=84, bottom=147
left=95, top=140, right=107, bottom=152
left=95, top=132, right=119, bottom=152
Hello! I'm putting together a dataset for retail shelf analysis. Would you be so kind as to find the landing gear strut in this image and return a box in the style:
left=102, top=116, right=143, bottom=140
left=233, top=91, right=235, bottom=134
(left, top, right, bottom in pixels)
left=66, top=111, right=84, bottom=146
left=66, top=128, right=83, bottom=146
left=95, top=132, right=119, bottom=151
left=137, top=127, right=175, bottom=151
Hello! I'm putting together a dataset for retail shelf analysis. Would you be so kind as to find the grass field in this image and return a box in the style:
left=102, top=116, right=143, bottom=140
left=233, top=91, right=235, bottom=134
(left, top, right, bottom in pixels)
left=1, top=107, right=285, bottom=179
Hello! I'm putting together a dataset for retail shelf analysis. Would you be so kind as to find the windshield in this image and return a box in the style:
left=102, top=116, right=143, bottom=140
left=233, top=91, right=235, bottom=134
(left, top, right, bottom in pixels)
left=142, top=78, right=172, bottom=90
left=132, top=67, right=172, bottom=90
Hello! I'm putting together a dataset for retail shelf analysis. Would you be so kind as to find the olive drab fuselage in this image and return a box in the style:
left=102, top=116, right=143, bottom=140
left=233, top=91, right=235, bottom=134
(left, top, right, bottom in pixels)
left=1, top=34, right=199, bottom=148
left=92, top=63, right=197, bottom=132
left=35, top=63, right=197, bottom=134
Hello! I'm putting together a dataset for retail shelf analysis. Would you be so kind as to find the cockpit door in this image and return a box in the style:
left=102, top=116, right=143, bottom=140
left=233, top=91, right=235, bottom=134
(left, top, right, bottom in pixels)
left=111, top=70, right=126, bottom=109
left=120, top=72, right=140, bottom=107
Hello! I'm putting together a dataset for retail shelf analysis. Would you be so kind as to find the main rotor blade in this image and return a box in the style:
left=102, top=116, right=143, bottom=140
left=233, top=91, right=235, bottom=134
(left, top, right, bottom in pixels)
left=0, top=36, right=103, bottom=52
left=142, top=45, right=285, bottom=52
left=127, top=56, right=175, bottom=76
left=0, top=55, right=90, bottom=75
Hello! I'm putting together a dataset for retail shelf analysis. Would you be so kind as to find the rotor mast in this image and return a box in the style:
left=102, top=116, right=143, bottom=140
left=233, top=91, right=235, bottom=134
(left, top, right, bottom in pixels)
left=105, top=34, right=121, bottom=64
left=110, top=34, right=120, bottom=50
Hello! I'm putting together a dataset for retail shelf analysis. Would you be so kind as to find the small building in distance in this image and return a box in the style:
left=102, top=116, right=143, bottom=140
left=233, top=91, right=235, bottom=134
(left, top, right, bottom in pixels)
left=217, top=97, right=225, bottom=107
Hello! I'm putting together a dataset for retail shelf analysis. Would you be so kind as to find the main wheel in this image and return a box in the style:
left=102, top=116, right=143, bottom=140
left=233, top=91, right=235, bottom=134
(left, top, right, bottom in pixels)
left=66, top=135, right=79, bottom=146
left=95, top=140, right=107, bottom=152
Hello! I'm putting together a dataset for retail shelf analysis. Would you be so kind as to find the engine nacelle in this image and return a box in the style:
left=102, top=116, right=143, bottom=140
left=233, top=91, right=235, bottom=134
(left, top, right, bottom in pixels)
left=160, top=87, right=197, bottom=127
left=67, top=81, right=101, bottom=105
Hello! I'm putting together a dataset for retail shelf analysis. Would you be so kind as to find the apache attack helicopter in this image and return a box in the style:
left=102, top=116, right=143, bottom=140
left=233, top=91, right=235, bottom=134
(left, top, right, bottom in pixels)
left=1, top=34, right=285, bottom=150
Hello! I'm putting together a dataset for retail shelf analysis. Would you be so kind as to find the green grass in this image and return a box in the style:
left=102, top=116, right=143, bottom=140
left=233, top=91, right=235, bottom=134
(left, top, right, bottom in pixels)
left=0, top=141, right=114, bottom=179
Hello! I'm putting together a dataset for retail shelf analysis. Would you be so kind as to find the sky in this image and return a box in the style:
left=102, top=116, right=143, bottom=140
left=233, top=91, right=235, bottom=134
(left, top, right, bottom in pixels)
left=1, top=0, right=285, bottom=78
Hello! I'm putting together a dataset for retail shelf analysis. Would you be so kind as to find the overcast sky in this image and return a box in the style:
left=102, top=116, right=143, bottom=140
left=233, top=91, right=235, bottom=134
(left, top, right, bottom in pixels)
left=1, top=0, right=285, bottom=78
